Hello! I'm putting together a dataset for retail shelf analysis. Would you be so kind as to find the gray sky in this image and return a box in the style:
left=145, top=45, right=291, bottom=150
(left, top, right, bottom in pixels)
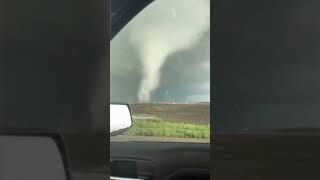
left=111, top=0, right=210, bottom=103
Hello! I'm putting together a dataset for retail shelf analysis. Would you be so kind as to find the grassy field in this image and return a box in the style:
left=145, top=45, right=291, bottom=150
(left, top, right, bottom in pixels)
left=126, top=118, right=210, bottom=139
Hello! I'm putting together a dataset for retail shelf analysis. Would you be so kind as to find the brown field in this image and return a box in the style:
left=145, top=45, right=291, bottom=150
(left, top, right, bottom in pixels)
left=129, top=103, right=210, bottom=125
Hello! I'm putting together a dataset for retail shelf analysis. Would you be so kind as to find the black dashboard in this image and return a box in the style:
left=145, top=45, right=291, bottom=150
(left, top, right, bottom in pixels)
left=111, top=141, right=210, bottom=180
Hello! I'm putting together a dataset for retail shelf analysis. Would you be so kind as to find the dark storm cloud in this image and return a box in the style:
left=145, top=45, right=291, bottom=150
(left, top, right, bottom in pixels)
left=154, top=30, right=210, bottom=103
left=111, top=0, right=210, bottom=103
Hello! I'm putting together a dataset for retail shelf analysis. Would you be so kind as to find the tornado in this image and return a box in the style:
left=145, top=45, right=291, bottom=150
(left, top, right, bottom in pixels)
left=129, top=0, right=210, bottom=102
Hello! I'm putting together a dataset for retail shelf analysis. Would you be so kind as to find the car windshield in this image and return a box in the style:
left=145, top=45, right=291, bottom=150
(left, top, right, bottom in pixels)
left=111, top=0, right=210, bottom=142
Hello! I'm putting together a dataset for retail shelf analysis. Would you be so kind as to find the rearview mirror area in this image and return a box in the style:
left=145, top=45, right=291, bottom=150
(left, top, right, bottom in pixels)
left=0, top=133, right=70, bottom=180
left=110, top=104, right=133, bottom=136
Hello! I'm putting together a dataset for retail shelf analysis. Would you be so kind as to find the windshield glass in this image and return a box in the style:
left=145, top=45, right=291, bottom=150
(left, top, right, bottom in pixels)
left=111, top=0, right=210, bottom=142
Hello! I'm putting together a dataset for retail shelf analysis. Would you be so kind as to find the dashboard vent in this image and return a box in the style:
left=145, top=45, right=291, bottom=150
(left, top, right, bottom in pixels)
left=111, top=159, right=154, bottom=180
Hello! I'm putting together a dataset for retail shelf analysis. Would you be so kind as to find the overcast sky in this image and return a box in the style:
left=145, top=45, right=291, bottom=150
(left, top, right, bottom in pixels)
left=111, top=0, right=210, bottom=103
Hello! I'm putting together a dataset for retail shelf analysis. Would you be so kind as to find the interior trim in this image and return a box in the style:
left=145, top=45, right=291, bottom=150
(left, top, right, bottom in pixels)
left=110, top=176, right=145, bottom=180
left=162, top=168, right=210, bottom=180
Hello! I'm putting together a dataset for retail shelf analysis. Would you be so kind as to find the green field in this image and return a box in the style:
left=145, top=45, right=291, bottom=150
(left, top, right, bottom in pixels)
left=126, top=118, right=210, bottom=139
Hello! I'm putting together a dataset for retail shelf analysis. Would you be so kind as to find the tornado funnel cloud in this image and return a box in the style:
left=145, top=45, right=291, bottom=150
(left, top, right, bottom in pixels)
left=129, top=0, right=210, bottom=102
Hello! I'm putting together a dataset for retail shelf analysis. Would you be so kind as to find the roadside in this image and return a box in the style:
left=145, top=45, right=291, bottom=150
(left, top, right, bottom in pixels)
left=111, top=135, right=210, bottom=143
left=127, top=118, right=210, bottom=139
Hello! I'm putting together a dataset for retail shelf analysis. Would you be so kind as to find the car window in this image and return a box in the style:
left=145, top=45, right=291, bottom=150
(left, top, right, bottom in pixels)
left=111, top=0, right=210, bottom=142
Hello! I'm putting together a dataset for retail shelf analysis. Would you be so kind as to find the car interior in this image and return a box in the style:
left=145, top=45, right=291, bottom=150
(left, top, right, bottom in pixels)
left=110, top=104, right=209, bottom=180
left=110, top=103, right=210, bottom=180
left=4, top=0, right=320, bottom=179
